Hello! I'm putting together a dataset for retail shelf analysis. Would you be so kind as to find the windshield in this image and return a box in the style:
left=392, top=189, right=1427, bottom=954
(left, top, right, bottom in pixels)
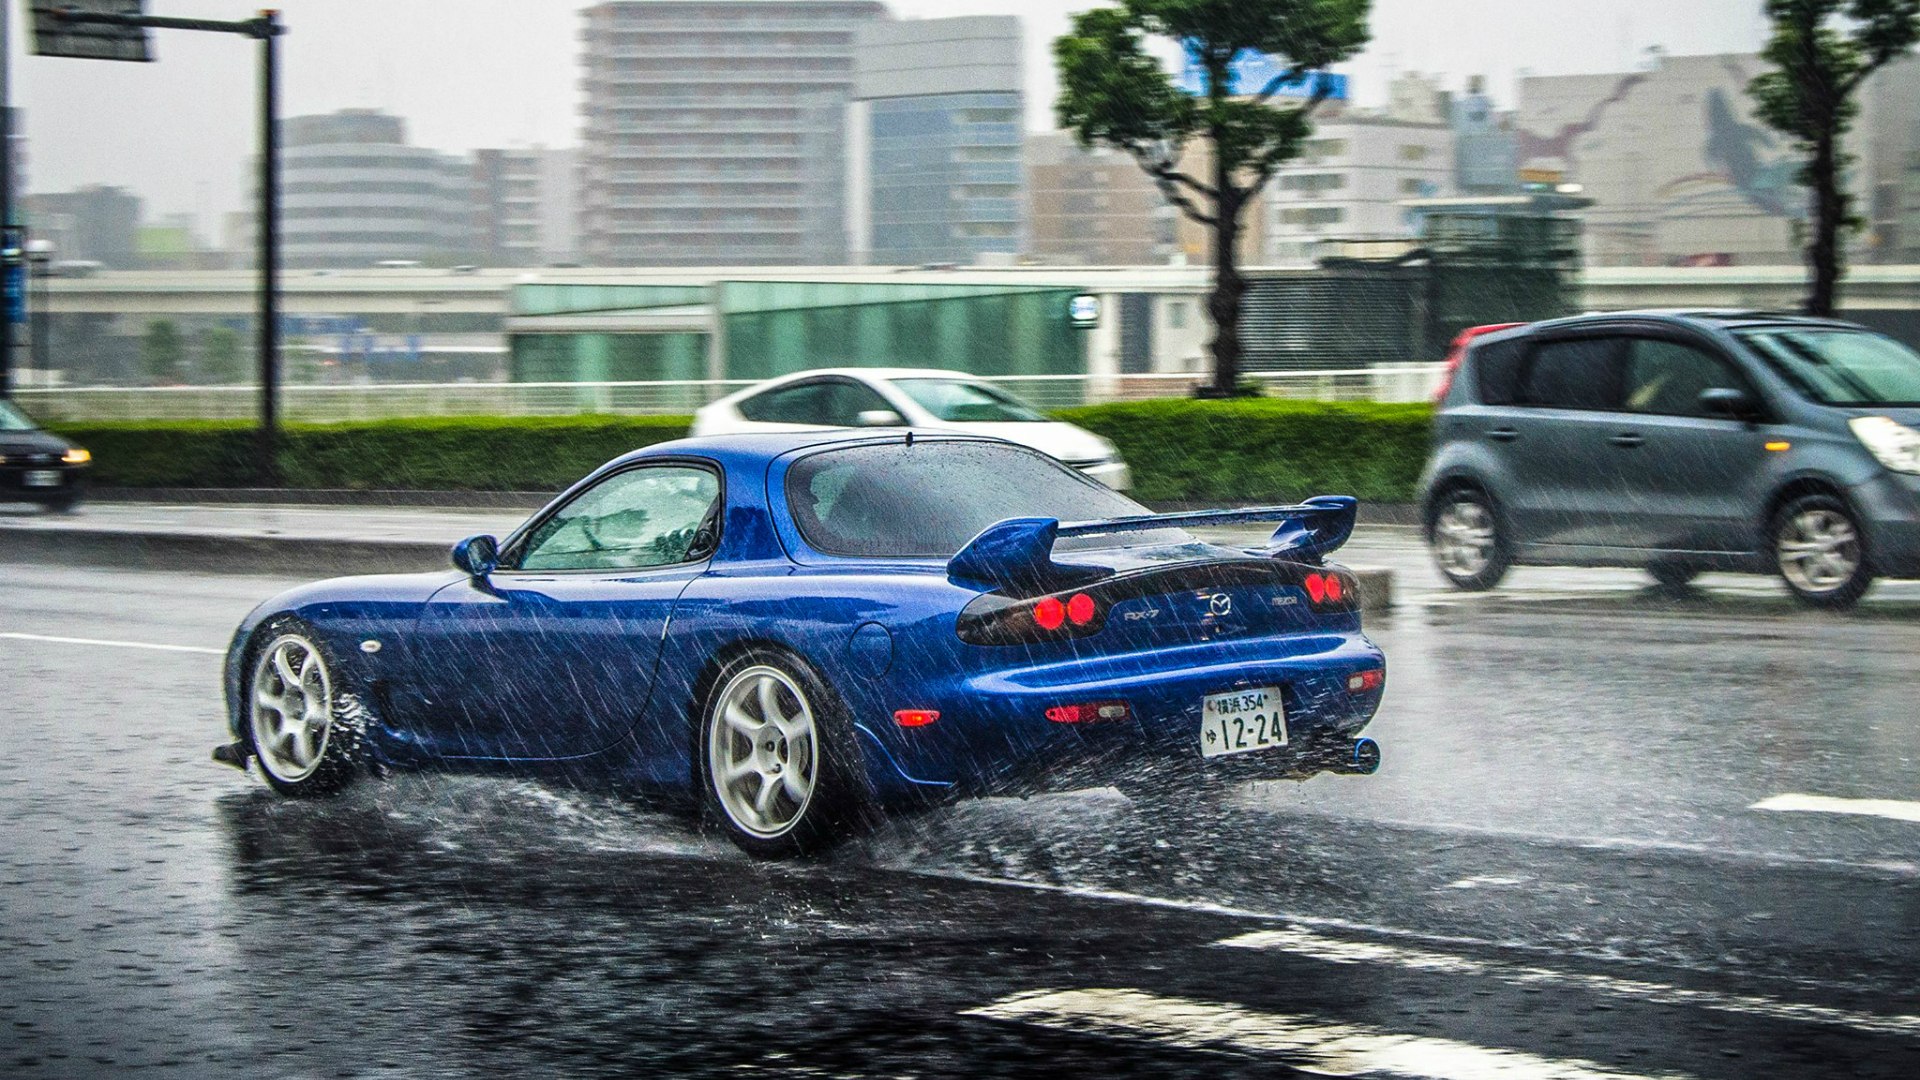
left=0, top=400, right=39, bottom=433
left=787, top=440, right=1151, bottom=558
left=1736, top=328, right=1920, bottom=406
left=889, top=378, right=1048, bottom=423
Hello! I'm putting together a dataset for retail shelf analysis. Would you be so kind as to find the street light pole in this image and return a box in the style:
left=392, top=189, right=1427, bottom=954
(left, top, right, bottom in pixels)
left=37, top=6, right=286, bottom=482
left=2, top=2, right=15, bottom=401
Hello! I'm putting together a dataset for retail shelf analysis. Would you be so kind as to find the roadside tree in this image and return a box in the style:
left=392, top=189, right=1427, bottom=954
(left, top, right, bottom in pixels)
left=140, top=319, right=186, bottom=385
left=1751, top=0, right=1920, bottom=316
left=1055, top=0, right=1370, bottom=396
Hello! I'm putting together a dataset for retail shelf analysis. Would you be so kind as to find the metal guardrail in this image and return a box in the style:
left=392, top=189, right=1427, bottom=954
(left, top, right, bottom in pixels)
left=12, top=366, right=1446, bottom=423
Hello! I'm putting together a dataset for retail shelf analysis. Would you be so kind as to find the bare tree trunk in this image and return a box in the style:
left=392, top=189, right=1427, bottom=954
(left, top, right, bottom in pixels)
left=1806, top=130, right=1843, bottom=318
left=1204, top=147, right=1246, bottom=398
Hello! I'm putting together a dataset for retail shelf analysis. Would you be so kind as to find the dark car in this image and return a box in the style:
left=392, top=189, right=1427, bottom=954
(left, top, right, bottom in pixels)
left=0, top=400, right=89, bottom=512
left=1418, top=311, right=1920, bottom=608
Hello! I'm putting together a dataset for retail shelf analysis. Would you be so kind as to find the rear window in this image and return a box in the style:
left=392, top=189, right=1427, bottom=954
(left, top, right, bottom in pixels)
left=1472, top=338, right=1527, bottom=405
left=786, top=440, right=1149, bottom=558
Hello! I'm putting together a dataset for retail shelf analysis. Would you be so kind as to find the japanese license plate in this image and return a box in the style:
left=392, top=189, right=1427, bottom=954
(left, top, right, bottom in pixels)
left=23, top=470, right=61, bottom=488
left=1200, top=686, right=1286, bottom=759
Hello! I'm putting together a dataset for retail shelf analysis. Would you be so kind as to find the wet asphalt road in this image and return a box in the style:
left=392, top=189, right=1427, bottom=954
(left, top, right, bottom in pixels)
left=4, top=554, right=1920, bottom=1078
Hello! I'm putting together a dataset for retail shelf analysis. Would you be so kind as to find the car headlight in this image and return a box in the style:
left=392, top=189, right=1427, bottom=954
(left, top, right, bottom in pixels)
left=1850, top=416, right=1920, bottom=475
left=63, top=448, right=92, bottom=465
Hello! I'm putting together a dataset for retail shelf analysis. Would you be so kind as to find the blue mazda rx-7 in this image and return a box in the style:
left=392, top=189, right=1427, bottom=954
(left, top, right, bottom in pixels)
left=220, top=431, right=1386, bottom=856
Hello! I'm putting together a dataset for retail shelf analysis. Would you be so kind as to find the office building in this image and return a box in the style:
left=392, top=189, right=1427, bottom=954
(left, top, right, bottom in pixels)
left=23, top=185, right=142, bottom=268
left=1517, top=52, right=1920, bottom=266
left=578, top=0, right=888, bottom=267
left=847, top=16, right=1023, bottom=266
left=280, top=110, right=479, bottom=269
left=1025, top=133, right=1178, bottom=265
left=1263, top=112, right=1455, bottom=265
left=1453, top=75, right=1519, bottom=195
left=475, top=147, right=580, bottom=267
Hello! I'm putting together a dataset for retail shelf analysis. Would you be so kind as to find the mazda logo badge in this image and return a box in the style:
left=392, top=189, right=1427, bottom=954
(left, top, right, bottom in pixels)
left=1208, top=593, right=1232, bottom=616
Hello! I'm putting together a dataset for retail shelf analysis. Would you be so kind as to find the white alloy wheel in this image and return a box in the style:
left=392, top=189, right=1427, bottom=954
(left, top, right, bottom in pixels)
left=1777, top=508, right=1862, bottom=595
left=250, top=634, right=336, bottom=784
left=706, top=665, right=818, bottom=839
left=1434, top=498, right=1497, bottom=579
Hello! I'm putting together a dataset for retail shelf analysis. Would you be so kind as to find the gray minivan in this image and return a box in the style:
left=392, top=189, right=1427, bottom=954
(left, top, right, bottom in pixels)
left=1418, top=311, right=1920, bottom=608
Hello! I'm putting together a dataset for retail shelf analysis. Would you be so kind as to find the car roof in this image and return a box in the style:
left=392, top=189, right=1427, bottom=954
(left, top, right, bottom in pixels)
left=1518, top=309, right=1864, bottom=335
left=606, top=428, right=1010, bottom=472
left=711, top=367, right=987, bottom=405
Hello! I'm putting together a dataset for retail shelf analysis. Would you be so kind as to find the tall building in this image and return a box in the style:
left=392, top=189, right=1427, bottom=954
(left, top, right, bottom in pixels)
left=23, top=185, right=141, bottom=268
left=578, top=0, right=888, bottom=267
left=1025, top=133, right=1177, bottom=265
left=847, top=16, right=1023, bottom=266
left=280, top=110, right=479, bottom=269
left=1263, top=111, right=1456, bottom=265
left=1516, top=52, right=1920, bottom=267
left=1453, top=75, right=1519, bottom=195
left=474, top=147, right=579, bottom=266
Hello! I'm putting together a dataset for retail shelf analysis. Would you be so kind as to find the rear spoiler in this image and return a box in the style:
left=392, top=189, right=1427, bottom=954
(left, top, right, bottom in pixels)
left=947, top=496, right=1359, bottom=591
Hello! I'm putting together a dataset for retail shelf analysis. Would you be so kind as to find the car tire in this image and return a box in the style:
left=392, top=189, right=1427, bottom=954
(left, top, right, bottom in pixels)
left=39, top=495, right=78, bottom=514
left=1429, top=488, right=1511, bottom=592
left=697, top=648, right=868, bottom=858
left=242, top=618, right=366, bottom=797
left=1647, top=561, right=1699, bottom=595
left=1772, top=494, right=1873, bottom=609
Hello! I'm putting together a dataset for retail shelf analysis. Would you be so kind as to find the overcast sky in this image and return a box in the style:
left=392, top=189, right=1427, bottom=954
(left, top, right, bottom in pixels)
left=11, top=0, right=1772, bottom=233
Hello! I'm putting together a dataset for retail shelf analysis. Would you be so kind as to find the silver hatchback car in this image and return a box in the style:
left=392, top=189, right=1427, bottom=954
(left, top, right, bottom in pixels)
left=1419, top=311, right=1920, bottom=608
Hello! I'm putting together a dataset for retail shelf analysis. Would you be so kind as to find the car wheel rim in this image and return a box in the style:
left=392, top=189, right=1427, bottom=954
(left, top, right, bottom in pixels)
left=250, top=635, right=334, bottom=783
left=1778, top=509, right=1861, bottom=594
left=708, top=666, right=817, bottom=839
left=1434, top=499, right=1496, bottom=578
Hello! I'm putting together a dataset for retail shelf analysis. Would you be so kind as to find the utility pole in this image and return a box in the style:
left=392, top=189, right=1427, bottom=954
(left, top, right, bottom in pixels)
left=2, top=2, right=16, bottom=400
left=31, top=5, right=286, bottom=482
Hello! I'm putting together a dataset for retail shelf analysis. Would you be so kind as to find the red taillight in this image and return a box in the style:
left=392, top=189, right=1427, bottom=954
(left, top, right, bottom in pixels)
left=1045, top=701, right=1132, bottom=724
left=1346, top=669, right=1384, bottom=694
left=1435, top=323, right=1524, bottom=403
left=894, top=709, right=940, bottom=727
left=1033, top=597, right=1066, bottom=631
left=1304, top=571, right=1353, bottom=609
left=1066, top=593, right=1097, bottom=626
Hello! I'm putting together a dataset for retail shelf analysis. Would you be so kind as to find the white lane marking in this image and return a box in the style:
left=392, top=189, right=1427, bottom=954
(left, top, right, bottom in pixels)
left=0, top=631, right=223, bottom=656
left=966, top=988, right=1692, bottom=1080
left=1219, top=927, right=1920, bottom=1040
left=1753, top=793, right=1920, bottom=825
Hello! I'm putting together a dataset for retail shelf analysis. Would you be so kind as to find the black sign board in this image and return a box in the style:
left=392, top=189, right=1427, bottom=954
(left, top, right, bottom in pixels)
left=30, top=2, right=153, bottom=63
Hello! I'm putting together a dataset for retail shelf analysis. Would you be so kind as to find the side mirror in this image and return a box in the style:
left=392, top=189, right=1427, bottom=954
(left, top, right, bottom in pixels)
left=1699, top=387, right=1757, bottom=420
left=451, top=534, right=500, bottom=578
left=855, top=409, right=905, bottom=427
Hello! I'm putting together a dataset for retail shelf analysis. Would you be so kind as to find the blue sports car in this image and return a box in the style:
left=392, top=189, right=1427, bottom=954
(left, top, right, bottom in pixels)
left=219, top=432, right=1385, bottom=857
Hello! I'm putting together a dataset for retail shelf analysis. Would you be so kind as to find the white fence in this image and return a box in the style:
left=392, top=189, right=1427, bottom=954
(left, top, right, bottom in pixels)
left=12, top=365, right=1446, bottom=424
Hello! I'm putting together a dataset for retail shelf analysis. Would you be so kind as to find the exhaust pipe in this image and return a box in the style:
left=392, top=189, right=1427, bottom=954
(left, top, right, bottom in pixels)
left=1332, top=737, right=1381, bottom=776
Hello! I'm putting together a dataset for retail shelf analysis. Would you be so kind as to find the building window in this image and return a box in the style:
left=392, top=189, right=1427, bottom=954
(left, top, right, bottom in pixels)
left=1281, top=207, right=1346, bottom=226
left=1400, top=178, right=1431, bottom=196
left=1168, top=301, right=1188, bottom=330
left=1399, top=144, right=1431, bottom=162
left=1303, top=138, right=1348, bottom=160
left=959, top=108, right=1019, bottom=124
left=1280, top=173, right=1347, bottom=193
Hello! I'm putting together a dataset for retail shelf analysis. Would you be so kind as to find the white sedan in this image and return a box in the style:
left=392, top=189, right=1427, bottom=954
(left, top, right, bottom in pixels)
left=691, top=368, right=1132, bottom=490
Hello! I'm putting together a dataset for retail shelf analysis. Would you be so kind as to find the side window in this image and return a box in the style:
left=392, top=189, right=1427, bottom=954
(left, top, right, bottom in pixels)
left=1625, top=339, right=1745, bottom=417
left=738, top=383, right=828, bottom=424
left=1523, top=338, right=1623, bottom=411
left=821, top=380, right=895, bottom=426
left=514, top=466, right=720, bottom=572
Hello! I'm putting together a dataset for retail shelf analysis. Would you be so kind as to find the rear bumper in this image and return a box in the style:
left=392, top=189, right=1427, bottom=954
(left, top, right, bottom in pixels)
left=865, top=631, right=1386, bottom=796
left=1077, top=460, right=1132, bottom=491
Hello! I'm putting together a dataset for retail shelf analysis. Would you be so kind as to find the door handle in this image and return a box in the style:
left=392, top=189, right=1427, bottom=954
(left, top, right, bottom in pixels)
left=1487, top=428, right=1519, bottom=443
left=1609, top=433, right=1646, bottom=449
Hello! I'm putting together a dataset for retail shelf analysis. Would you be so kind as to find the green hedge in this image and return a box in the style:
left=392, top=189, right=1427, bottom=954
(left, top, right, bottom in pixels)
left=51, top=416, right=692, bottom=491
left=52, top=401, right=1434, bottom=503
left=1055, top=399, right=1434, bottom=504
